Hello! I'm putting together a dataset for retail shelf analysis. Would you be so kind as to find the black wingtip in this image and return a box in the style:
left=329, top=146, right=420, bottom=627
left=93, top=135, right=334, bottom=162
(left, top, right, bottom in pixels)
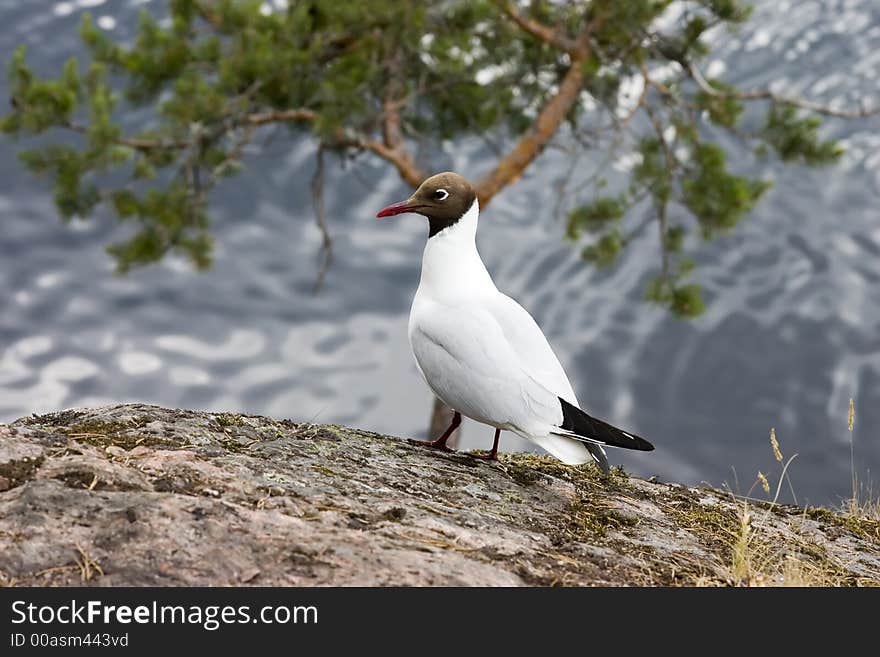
left=559, top=398, right=654, bottom=452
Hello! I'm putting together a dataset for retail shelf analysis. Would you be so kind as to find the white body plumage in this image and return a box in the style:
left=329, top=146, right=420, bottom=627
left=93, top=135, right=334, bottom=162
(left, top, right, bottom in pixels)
left=407, top=199, right=599, bottom=465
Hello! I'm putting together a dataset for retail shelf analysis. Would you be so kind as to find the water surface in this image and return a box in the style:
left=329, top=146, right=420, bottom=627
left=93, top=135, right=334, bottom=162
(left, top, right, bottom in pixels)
left=1, top=0, right=879, bottom=504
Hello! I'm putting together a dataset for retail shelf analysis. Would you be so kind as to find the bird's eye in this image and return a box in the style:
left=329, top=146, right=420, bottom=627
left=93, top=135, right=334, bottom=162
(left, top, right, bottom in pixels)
left=434, top=188, right=449, bottom=201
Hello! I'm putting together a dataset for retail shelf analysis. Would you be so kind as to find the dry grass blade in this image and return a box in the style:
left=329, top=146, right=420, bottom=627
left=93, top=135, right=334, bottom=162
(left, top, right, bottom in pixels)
left=75, top=545, right=104, bottom=583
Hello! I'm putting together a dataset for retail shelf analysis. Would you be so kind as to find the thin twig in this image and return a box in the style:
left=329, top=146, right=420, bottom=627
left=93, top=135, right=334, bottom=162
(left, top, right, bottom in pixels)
left=551, top=146, right=583, bottom=222
left=311, top=144, right=333, bottom=295
left=688, top=61, right=878, bottom=118
left=643, top=100, right=676, bottom=281
left=208, top=123, right=256, bottom=186
left=61, top=120, right=189, bottom=150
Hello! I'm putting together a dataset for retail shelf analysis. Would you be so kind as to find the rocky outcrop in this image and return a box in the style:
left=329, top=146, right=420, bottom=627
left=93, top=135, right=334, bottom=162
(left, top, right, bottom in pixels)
left=0, top=404, right=877, bottom=586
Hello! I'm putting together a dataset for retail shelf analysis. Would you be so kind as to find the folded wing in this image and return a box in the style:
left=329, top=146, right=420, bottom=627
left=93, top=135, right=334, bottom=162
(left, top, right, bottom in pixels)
left=410, top=300, right=596, bottom=465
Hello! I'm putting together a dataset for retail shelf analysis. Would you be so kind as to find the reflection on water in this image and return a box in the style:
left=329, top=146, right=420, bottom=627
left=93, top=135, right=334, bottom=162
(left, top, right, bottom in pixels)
left=1, top=0, right=879, bottom=504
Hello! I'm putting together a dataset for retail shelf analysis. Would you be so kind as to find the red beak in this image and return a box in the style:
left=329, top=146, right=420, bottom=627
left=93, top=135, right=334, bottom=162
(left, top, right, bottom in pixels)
left=376, top=199, right=423, bottom=218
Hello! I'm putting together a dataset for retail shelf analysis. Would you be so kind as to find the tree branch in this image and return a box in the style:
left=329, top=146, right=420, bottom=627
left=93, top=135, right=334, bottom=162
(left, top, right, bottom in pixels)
left=64, top=106, right=428, bottom=187
left=493, top=1, right=581, bottom=54
left=381, top=51, right=407, bottom=151
left=247, top=106, right=426, bottom=188
left=688, top=61, right=879, bottom=118
left=244, top=108, right=426, bottom=186
left=245, top=108, right=317, bottom=125
left=369, top=51, right=427, bottom=189
left=476, top=20, right=601, bottom=204
left=207, top=124, right=256, bottom=186
left=61, top=120, right=190, bottom=150
left=356, top=138, right=426, bottom=188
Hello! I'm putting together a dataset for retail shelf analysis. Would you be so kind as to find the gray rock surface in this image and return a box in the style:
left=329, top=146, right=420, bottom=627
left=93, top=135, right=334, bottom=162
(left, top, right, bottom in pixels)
left=1, top=404, right=877, bottom=586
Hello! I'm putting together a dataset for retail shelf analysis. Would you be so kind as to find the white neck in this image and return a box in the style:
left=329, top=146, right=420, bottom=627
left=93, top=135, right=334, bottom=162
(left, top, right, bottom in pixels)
left=416, top=199, right=496, bottom=303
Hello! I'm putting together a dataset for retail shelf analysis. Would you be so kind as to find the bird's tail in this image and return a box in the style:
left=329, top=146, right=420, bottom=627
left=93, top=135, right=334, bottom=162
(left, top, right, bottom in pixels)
left=527, top=433, right=607, bottom=470
left=551, top=397, right=654, bottom=455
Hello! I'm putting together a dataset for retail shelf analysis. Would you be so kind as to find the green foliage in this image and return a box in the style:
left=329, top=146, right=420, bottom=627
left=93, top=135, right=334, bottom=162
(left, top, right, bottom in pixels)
left=105, top=184, right=213, bottom=273
left=0, top=0, right=854, bottom=318
left=582, top=231, right=623, bottom=268
left=670, top=283, right=707, bottom=318
left=608, top=133, right=769, bottom=316
left=763, top=104, right=844, bottom=165
left=682, top=143, right=772, bottom=237
left=19, top=146, right=101, bottom=218
left=634, top=137, right=673, bottom=205
left=592, top=0, right=671, bottom=54
left=646, top=279, right=706, bottom=319
left=566, top=196, right=627, bottom=240
left=696, top=79, right=744, bottom=128
left=664, top=226, right=686, bottom=253
left=1, top=47, right=79, bottom=133
left=701, top=0, right=753, bottom=22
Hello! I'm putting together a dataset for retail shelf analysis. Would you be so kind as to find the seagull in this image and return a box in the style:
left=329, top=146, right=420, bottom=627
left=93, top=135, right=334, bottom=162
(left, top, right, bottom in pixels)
left=376, top=172, right=654, bottom=471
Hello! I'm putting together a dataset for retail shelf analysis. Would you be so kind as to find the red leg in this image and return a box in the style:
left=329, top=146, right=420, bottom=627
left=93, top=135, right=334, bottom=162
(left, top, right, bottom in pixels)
left=422, top=411, right=460, bottom=452
left=472, top=428, right=501, bottom=461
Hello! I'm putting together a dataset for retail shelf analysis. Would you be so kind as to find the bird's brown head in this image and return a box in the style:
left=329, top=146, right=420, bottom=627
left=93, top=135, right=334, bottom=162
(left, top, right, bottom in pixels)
left=376, top=172, right=477, bottom=237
